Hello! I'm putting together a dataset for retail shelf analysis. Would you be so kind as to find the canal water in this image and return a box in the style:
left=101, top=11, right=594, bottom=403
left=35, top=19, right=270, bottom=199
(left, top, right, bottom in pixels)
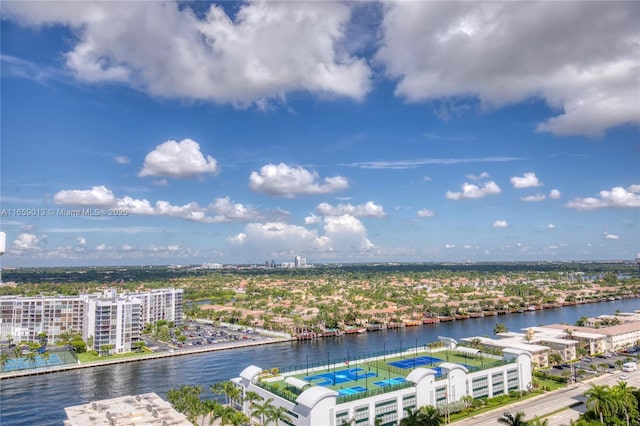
left=1, top=299, right=638, bottom=425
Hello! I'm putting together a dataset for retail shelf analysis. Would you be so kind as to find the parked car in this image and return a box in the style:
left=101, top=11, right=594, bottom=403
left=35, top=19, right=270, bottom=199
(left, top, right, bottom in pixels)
left=620, top=374, right=629, bottom=380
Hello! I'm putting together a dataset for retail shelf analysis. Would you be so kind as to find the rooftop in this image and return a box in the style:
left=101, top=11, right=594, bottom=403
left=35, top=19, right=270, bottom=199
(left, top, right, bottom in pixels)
left=64, top=392, right=190, bottom=426
left=256, top=346, right=513, bottom=404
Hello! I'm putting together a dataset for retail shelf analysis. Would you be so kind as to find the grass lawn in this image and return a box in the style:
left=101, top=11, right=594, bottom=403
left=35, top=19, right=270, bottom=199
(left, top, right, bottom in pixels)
left=78, top=350, right=155, bottom=363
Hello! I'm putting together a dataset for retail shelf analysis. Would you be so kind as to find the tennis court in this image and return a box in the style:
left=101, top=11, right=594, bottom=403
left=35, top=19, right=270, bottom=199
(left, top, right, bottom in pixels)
left=337, top=386, right=368, bottom=396
left=387, top=355, right=442, bottom=369
left=373, top=377, right=406, bottom=387
left=3, top=353, right=64, bottom=371
left=304, top=367, right=378, bottom=386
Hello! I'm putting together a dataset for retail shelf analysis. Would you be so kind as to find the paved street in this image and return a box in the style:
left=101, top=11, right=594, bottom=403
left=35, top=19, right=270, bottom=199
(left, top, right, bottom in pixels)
left=453, top=369, right=639, bottom=426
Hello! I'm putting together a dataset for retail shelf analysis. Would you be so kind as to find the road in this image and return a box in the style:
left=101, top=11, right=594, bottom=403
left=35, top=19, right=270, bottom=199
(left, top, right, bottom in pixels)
left=453, top=369, right=640, bottom=426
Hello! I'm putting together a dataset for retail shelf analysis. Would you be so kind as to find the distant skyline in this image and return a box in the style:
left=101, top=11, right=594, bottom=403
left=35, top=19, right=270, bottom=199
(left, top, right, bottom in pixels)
left=1, top=1, right=639, bottom=267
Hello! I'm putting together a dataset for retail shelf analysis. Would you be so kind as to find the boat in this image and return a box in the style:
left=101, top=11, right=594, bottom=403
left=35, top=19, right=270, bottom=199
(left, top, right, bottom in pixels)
left=386, top=322, right=405, bottom=329
left=366, top=323, right=386, bottom=331
left=296, top=332, right=317, bottom=340
left=343, top=326, right=367, bottom=334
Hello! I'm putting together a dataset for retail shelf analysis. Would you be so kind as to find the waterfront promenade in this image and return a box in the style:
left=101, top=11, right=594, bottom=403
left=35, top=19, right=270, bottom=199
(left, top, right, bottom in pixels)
left=0, top=334, right=290, bottom=380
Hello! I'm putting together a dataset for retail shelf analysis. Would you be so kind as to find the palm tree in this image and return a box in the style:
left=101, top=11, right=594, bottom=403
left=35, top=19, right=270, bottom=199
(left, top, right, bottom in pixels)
left=212, top=381, right=241, bottom=407
left=250, top=398, right=274, bottom=425
left=585, top=384, right=613, bottom=424
left=24, top=351, right=37, bottom=369
left=267, top=404, right=291, bottom=426
left=612, top=380, right=638, bottom=426
left=202, top=399, right=223, bottom=426
left=0, top=353, right=8, bottom=372
left=493, top=323, right=508, bottom=335
left=42, top=351, right=50, bottom=366
left=528, top=416, right=548, bottom=426
left=400, top=407, right=426, bottom=425
left=12, top=345, right=22, bottom=359
left=498, top=411, right=528, bottom=426
left=420, top=405, right=442, bottom=426
left=166, top=384, right=204, bottom=425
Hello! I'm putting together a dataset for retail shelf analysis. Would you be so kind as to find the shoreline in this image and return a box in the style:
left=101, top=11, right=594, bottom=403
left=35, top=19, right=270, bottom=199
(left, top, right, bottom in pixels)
left=0, top=336, right=292, bottom=380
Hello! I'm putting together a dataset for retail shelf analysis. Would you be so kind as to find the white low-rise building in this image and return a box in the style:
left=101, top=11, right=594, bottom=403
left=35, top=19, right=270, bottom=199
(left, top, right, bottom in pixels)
left=232, top=345, right=532, bottom=426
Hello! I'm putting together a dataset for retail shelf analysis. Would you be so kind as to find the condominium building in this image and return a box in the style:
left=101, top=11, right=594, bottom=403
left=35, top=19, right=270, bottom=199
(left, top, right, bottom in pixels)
left=0, top=288, right=182, bottom=354
left=231, top=344, right=532, bottom=426
left=83, top=290, right=142, bottom=354
left=133, top=288, right=183, bottom=328
left=0, top=295, right=84, bottom=343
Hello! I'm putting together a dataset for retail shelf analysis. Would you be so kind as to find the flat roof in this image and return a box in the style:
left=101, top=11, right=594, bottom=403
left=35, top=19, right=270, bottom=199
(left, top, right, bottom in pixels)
left=64, top=392, right=190, bottom=426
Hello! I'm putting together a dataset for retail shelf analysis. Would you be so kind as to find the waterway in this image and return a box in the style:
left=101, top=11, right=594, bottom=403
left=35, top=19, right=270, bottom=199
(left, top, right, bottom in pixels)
left=1, top=299, right=638, bottom=425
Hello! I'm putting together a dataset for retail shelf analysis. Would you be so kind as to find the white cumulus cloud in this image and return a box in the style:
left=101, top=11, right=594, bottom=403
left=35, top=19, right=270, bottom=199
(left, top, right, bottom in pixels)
left=316, top=201, right=386, bottom=218
left=417, top=209, right=436, bottom=218
left=11, top=233, right=46, bottom=254
left=605, top=233, right=620, bottom=240
left=54, top=185, right=116, bottom=207
left=565, top=184, right=640, bottom=210
left=2, top=1, right=370, bottom=106
left=511, top=172, right=543, bottom=189
left=549, top=189, right=561, bottom=199
left=493, top=220, right=509, bottom=228
left=446, top=180, right=501, bottom=200
left=249, top=163, right=349, bottom=198
left=520, top=194, right=546, bottom=202
left=139, top=138, right=218, bottom=179
left=376, top=2, right=640, bottom=136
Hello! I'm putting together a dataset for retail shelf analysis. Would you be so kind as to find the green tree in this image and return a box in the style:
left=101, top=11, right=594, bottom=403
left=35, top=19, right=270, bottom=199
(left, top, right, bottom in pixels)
left=400, top=407, right=425, bottom=426
left=498, top=411, right=528, bottom=426
left=24, top=350, right=37, bottom=369
left=493, top=323, right=508, bottom=335
left=267, top=404, right=291, bottom=426
left=251, top=398, right=274, bottom=425
left=585, top=384, right=614, bottom=424
left=0, top=353, right=8, bottom=372
left=166, top=385, right=204, bottom=425
left=42, top=351, right=50, bottom=366
left=211, top=381, right=241, bottom=406
left=419, top=405, right=442, bottom=426
left=12, top=345, right=22, bottom=359
left=611, top=380, right=638, bottom=426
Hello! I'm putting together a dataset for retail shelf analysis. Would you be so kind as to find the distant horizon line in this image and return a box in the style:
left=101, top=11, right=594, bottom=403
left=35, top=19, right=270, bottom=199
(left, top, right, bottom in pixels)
left=2, top=258, right=639, bottom=270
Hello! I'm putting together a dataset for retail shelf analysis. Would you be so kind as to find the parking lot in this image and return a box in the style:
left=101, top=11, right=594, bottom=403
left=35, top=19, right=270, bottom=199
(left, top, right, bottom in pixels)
left=144, top=321, right=281, bottom=353
left=548, top=348, right=639, bottom=381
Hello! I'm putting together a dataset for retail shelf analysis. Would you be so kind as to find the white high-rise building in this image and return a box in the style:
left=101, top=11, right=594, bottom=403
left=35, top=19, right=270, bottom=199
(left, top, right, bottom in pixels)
left=133, top=288, right=183, bottom=328
left=0, top=295, right=84, bottom=343
left=83, top=289, right=141, bottom=354
left=0, top=288, right=182, bottom=354
left=295, top=256, right=306, bottom=268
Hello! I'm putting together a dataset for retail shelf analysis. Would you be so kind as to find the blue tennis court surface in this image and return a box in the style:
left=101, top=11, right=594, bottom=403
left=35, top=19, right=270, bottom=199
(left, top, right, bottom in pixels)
left=304, top=368, right=377, bottom=386
left=4, top=353, right=63, bottom=372
left=338, top=386, right=368, bottom=396
left=373, top=377, right=406, bottom=387
left=388, top=356, right=442, bottom=369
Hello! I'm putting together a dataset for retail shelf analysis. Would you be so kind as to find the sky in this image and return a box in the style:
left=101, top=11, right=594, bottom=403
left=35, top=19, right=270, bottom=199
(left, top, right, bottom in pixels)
left=0, top=1, right=639, bottom=267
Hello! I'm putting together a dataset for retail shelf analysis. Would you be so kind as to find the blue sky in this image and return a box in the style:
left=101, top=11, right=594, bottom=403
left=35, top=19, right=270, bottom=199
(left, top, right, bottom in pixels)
left=1, top=1, right=638, bottom=267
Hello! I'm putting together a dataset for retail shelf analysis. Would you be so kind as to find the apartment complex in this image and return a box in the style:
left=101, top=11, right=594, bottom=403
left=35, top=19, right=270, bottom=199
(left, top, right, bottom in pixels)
left=232, top=345, right=532, bottom=426
left=0, top=288, right=183, bottom=354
